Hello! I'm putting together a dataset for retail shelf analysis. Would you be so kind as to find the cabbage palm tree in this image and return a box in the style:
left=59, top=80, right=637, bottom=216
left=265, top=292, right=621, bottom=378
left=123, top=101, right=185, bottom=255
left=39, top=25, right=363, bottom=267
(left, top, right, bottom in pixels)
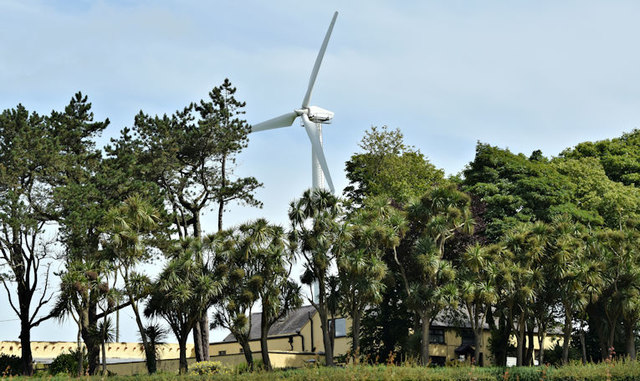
left=102, top=194, right=160, bottom=373
left=97, top=317, right=115, bottom=374
left=458, top=243, right=497, bottom=364
left=145, top=239, right=222, bottom=374
left=289, top=188, right=345, bottom=366
left=398, top=183, right=473, bottom=365
left=246, top=220, right=301, bottom=371
left=338, top=196, right=403, bottom=361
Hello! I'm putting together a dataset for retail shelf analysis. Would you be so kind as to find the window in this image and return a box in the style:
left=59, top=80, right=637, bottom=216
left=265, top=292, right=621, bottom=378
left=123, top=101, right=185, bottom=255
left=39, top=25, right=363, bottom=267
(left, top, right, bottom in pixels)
left=429, top=328, right=445, bottom=344
left=330, top=318, right=347, bottom=338
left=461, top=329, right=475, bottom=345
left=429, top=356, right=446, bottom=366
left=218, top=350, right=226, bottom=356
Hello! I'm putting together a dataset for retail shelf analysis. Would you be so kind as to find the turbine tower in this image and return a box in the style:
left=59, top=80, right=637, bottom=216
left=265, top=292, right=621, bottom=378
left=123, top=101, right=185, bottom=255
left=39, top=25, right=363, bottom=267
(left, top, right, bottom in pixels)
left=251, top=11, right=338, bottom=193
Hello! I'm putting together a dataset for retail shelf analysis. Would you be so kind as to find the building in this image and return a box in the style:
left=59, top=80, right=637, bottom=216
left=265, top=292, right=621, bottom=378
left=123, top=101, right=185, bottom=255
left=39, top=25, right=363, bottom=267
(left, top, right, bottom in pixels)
left=209, top=305, right=560, bottom=368
left=209, top=305, right=350, bottom=367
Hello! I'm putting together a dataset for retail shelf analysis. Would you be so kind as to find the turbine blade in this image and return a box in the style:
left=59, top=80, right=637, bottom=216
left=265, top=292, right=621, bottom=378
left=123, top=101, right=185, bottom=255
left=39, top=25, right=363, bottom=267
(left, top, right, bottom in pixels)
left=302, top=115, right=335, bottom=193
left=301, top=11, right=338, bottom=108
left=251, top=112, right=298, bottom=133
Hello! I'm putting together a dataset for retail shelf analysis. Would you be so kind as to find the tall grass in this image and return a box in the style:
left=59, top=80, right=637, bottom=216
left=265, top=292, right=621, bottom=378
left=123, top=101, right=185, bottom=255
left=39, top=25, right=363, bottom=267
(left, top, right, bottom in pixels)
left=5, top=360, right=640, bottom=380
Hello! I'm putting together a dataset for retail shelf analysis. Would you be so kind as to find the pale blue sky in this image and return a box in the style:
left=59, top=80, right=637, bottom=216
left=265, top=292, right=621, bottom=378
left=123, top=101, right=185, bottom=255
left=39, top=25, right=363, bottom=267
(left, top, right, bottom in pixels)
left=1, top=1, right=640, bottom=343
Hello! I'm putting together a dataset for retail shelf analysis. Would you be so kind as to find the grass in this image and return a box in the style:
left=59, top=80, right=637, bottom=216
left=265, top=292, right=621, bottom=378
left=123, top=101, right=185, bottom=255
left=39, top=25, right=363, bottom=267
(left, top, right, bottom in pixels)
left=4, top=360, right=640, bottom=381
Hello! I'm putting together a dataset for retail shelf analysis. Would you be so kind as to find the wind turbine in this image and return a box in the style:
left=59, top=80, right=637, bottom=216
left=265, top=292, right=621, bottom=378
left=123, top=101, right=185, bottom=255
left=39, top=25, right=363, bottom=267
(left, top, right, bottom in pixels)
left=251, top=11, right=338, bottom=194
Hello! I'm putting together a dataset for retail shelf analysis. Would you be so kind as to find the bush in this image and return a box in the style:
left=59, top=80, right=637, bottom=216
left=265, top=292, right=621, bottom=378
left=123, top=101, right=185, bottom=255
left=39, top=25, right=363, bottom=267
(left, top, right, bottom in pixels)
left=189, top=361, right=228, bottom=375
left=235, top=359, right=265, bottom=373
left=48, top=348, right=88, bottom=375
left=0, top=354, right=22, bottom=376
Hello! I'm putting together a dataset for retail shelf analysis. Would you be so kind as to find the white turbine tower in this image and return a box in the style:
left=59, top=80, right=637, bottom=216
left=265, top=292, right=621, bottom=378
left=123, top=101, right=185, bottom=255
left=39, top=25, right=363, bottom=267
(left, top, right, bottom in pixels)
left=251, top=11, right=338, bottom=193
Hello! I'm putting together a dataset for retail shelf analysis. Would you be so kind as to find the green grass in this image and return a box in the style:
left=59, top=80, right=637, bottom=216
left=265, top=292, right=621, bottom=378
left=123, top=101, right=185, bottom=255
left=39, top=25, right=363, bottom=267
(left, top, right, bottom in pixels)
left=6, top=361, right=640, bottom=381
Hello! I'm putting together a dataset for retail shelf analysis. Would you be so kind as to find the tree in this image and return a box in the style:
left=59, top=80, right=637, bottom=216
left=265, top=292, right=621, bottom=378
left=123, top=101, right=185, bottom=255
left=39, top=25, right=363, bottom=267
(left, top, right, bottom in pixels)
left=46, top=93, right=112, bottom=374
left=457, top=244, right=497, bottom=365
left=145, top=239, right=222, bottom=374
left=587, top=228, right=640, bottom=360
left=0, top=105, right=58, bottom=375
left=134, top=79, right=261, bottom=361
left=396, top=183, right=473, bottom=365
left=101, top=195, right=162, bottom=373
left=561, top=129, right=640, bottom=186
left=209, top=225, right=261, bottom=369
left=54, top=259, right=112, bottom=376
left=339, top=196, right=401, bottom=361
left=249, top=220, right=301, bottom=371
left=344, top=126, right=444, bottom=208
left=97, top=317, right=115, bottom=374
left=289, top=188, right=346, bottom=366
left=462, top=143, right=576, bottom=241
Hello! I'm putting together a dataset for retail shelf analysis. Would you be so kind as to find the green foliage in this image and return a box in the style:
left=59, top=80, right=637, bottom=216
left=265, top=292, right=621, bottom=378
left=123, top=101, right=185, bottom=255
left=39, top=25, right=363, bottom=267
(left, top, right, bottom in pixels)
left=463, top=143, right=573, bottom=240
left=561, top=129, right=640, bottom=186
left=0, top=354, right=22, bottom=376
left=344, top=125, right=444, bottom=207
left=188, top=360, right=229, bottom=375
left=48, top=349, right=87, bottom=375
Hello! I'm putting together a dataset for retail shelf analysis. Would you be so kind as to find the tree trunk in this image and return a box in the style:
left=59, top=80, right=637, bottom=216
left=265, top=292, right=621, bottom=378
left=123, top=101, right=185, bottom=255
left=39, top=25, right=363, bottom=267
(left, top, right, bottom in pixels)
left=178, top=337, right=188, bottom=374
left=625, top=320, right=636, bottom=360
left=562, top=311, right=572, bottom=364
left=537, top=331, right=546, bottom=365
left=352, top=309, right=361, bottom=364
left=81, top=294, right=101, bottom=375
left=129, top=295, right=153, bottom=373
left=199, top=318, right=209, bottom=360
left=101, top=340, right=107, bottom=374
left=19, top=316, right=34, bottom=376
left=192, top=323, right=204, bottom=362
left=607, top=319, right=617, bottom=359
left=144, top=344, right=157, bottom=374
left=580, top=329, right=587, bottom=364
left=260, top=318, right=272, bottom=371
left=218, top=154, right=227, bottom=232
left=525, top=323, right=535, bottom=366
left=239, top=338, right=254, bottom=370
left=318, top=308, right=334, bottom=366
left=79, top=300, right=100, bottom=375
left=77, top=328, right=83, bottom=377
left=191, top=214, right=210, bottom=362
left=516, top=314, right=525, bottom=366
left=420, top=311, right=431, bottom=366
left=473, top=327, right=482, bottom=366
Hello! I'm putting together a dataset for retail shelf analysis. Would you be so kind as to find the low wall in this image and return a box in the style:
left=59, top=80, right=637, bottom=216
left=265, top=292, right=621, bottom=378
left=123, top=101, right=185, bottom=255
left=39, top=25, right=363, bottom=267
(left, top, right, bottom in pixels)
left=103, top=351, right=318, bottom=375
left=212, top=351, right=318, bottom=369
left=0, top=341, right=194, bottom=362
left=105, top=357, right=197, bottom=376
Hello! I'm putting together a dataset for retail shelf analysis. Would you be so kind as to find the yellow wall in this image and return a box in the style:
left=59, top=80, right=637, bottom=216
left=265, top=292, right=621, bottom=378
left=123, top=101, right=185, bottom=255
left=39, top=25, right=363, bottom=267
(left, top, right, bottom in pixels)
left=0, top=341, right=194, bottom=361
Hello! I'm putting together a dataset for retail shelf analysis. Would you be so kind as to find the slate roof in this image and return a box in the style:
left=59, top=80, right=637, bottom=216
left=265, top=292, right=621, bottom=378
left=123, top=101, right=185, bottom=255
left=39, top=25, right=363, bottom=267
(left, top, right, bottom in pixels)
left=223, top=305, right=317, bottom=342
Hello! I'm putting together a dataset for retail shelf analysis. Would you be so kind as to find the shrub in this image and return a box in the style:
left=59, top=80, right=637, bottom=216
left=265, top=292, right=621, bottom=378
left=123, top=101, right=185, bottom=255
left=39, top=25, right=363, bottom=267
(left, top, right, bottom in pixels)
left=48, top=348, right=87, bottom=375
left=0, top=354, right=22, bottom=376
left=234, top=359, right=265, bottom=373
left=189, top=361, right=228, bottom=375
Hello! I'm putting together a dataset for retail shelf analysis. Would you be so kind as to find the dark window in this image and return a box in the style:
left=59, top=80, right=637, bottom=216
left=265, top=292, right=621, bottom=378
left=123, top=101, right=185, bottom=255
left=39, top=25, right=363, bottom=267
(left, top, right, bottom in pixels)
left=429, top=356, right=446, bottom=366
left=429, top=328, right=445, bottom=344
left=461, top=329, right=475, bottom=345
left=218, top=350, right=226, bottom=356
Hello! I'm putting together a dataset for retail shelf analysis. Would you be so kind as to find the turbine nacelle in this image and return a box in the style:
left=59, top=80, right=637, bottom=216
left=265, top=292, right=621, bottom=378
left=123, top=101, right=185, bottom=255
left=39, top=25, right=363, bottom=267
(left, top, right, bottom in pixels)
left=296, top=106, right=334, bottom=124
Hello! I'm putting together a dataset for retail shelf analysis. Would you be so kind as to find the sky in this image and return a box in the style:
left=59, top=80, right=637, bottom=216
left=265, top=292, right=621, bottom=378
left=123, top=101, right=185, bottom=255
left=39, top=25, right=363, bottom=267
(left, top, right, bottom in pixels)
left=1, top=0, right=640, bottom=344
